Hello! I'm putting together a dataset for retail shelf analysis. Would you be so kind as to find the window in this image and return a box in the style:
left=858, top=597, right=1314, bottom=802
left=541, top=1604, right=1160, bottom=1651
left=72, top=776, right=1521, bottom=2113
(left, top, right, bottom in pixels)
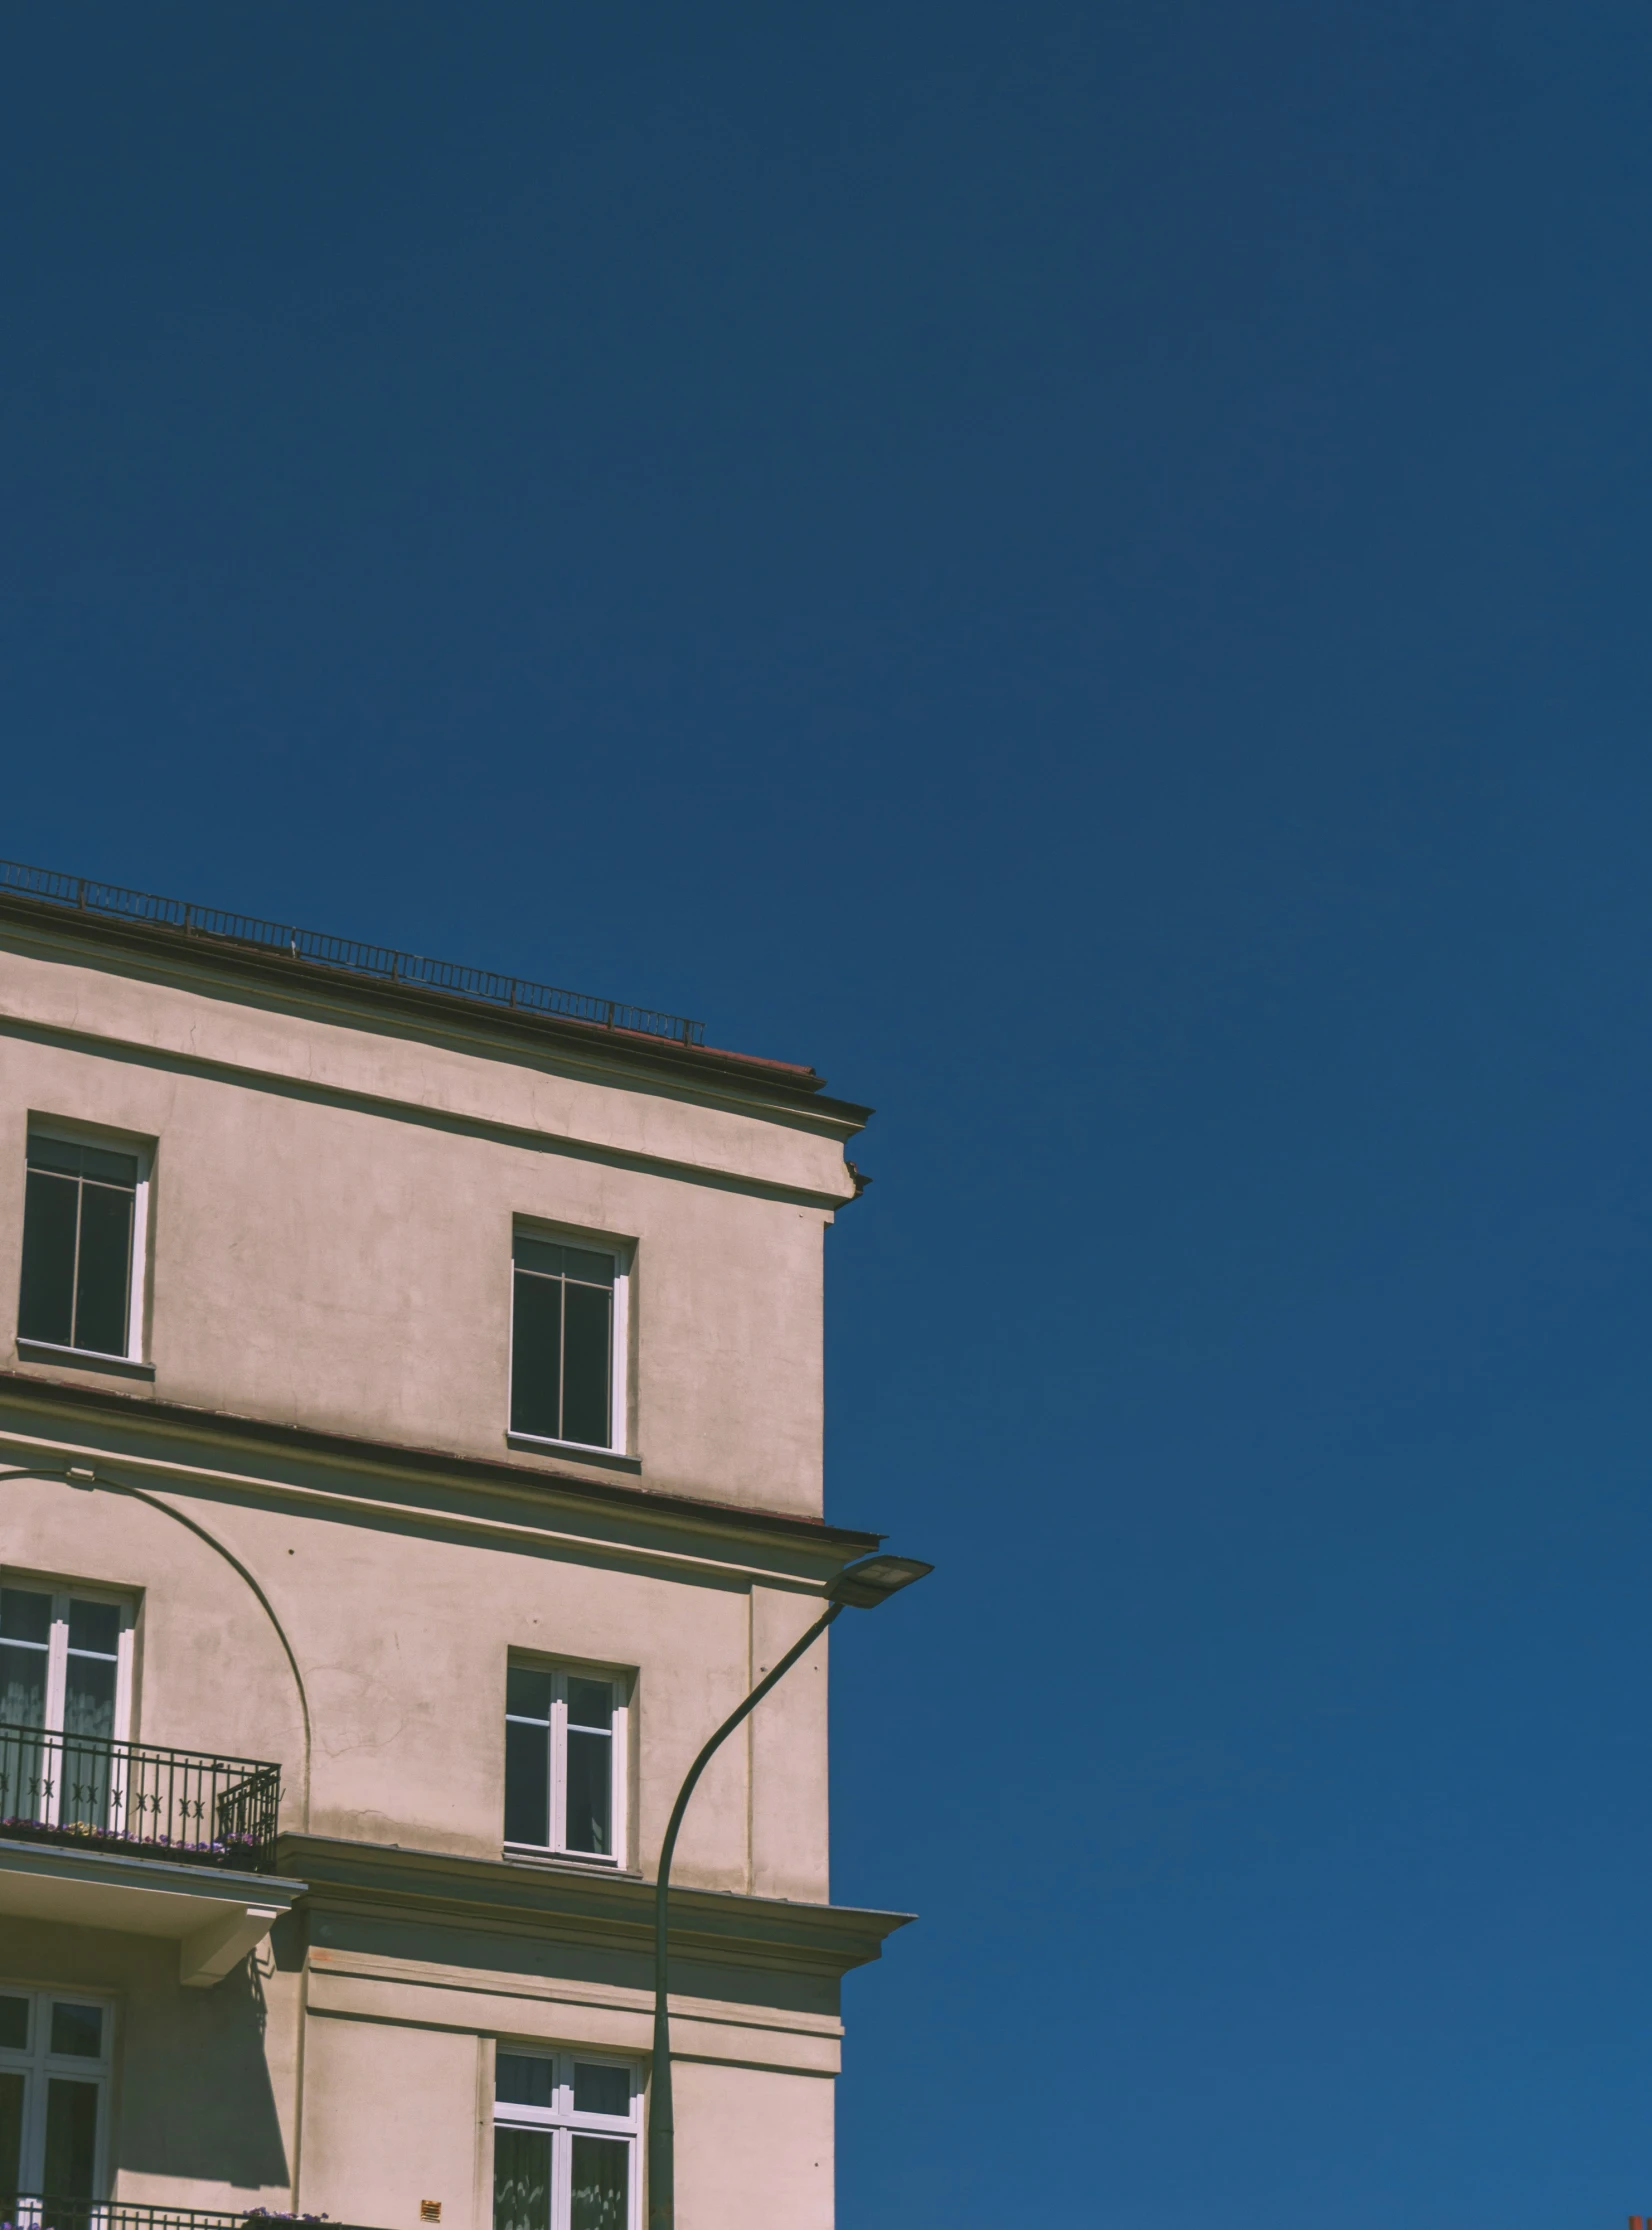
left=0, top=1987, right=113, bottom=2220
left=0, top=1586, right=133, bottom=1834
left=18, top=1131, right=147, bottom=1360
left=509, top=1235, right=627, bottom=1452
left=504, top=1664, right=627, bottom=1866
left=493, top=2049, right=639, bottom=2230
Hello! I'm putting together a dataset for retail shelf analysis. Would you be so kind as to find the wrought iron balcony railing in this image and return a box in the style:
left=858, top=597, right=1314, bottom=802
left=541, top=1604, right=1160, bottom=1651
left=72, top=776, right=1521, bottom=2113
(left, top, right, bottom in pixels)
left=7, top=2200, right=377, bottom=2230
left=0, top=1725, right=281, bottom=1872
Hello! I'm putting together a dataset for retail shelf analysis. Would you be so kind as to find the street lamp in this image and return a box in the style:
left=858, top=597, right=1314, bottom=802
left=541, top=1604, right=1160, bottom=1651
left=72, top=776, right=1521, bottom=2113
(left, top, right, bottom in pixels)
left=646, top=1552, right=932, bottom=2230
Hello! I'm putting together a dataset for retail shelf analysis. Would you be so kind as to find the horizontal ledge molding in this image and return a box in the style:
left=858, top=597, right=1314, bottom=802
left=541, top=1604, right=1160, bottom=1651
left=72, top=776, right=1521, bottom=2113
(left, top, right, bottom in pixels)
left=506, top=1432, right=642, bottom=1474
left=16, top=1340, right=155, bottom=1380
left=0, top=1368, right=880, bottom=1557
left=0, top=887, right=863, bottom=1114
left=279, top=1832, right=913, bottom=1978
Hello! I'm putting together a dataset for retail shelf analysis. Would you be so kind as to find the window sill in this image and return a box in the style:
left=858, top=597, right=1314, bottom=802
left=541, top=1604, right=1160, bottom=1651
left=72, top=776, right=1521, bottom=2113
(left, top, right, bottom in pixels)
left=503, top=1845, right=637, bottom=1879
left=506, top=1432, right=641, bottom=1475
left=16, top=1339, right=155, bottom=1382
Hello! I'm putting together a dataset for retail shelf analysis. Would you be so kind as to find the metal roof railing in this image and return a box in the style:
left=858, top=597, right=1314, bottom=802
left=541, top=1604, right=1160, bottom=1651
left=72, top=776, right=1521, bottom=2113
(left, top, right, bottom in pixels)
left=0, top=857, right=705, bottom=1047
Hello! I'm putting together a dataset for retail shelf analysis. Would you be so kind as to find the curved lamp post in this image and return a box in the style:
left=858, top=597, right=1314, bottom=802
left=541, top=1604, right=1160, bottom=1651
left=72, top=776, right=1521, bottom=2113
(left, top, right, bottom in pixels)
left=647, top=1552, right=933, bottom=2230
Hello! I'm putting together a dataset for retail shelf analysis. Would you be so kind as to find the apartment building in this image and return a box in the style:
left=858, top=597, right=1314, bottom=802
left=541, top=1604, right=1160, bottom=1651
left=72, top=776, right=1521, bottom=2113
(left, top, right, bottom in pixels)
left=0, top=864, right=910, bottom=2230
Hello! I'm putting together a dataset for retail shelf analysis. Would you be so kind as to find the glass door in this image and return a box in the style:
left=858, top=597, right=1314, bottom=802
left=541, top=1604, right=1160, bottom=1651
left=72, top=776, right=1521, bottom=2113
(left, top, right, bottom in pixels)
left=0, top=1590, right=51, bottom=1830
left=0, top=1588, right=132, bottom=1838
left=0, top=1989, right=111, bottom=2225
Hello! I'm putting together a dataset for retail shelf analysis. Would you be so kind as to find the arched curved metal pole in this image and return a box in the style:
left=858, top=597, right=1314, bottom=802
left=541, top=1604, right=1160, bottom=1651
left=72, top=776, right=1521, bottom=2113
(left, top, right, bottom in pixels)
left=648, top=1598, right=844, bottom=2230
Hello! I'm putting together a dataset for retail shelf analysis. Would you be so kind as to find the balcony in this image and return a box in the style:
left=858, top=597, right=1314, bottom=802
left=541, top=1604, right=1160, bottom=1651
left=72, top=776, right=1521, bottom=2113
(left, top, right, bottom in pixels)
left=0, top=1724, right=281, bottom=1869
left=10, top=2203, right=380, bottom=2230
left=0, top=1726, right=303, bottom=1986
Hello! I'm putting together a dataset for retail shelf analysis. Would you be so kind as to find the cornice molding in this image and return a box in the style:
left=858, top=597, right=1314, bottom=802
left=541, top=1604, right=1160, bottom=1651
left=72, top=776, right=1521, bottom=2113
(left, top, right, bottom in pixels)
left=0, top=897, right=874, bottom=1134
left=0, top=1004, right=855, bottom=1212
left=0, top=1370, right=879, bottom=1568
left=279, top=1833, right=913, bottom=1981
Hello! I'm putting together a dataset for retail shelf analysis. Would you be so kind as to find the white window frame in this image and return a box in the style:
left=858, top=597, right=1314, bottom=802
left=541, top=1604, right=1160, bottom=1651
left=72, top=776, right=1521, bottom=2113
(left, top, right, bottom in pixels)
left=507, top=1225, right=631, bottom=1457
left=0, top=1983, right=116, bottom=2208
left=21, top=1120, right=152, bottom=1364
left=0, top=1582, right=136, bottom=1743
left=491, top=2046, right=641, bottom=2230
left=503, top=1660, right=629, bottom=1871
left=0, top=1580, right=136, bottom=1834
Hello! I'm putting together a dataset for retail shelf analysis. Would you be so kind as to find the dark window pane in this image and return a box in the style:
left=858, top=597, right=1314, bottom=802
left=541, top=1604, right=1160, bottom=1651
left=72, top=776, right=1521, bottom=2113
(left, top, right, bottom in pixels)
left=0, top=1589, right=51, bottom=1646
left=61, top=1629, right=116, bottom=1828
left=50, top=2003, right=102, bottom=2059
left=566, top=1680, right=613, bottom=1733
left=560, top=1283, right=612, bottom=1447
left=43, top=2076, right=99, bottom=2197
left=26, top=1134, right=83, bottom=1175
left=0, top=1588, right=49, bottom=1738
left=67, top=1601, right=119, bottom=1657
left=511, top=1272, right=562, bottom=1438
left=569, top=2136, right=629, bottom=2230
left=60, top=1737, right=113, bottom=1831
left=505, top=1666, right=553, bottom=1722
left=0, top=1723, right=47, bottom=1823
left=504, top=1719, right=550, bottom=1847
left=493, top=2124, right=551, bottom=2230
left=564, top=1728, right=612, bottom=1856
left=560, top=1248, right=614, bottom=1288
left=0, top=1640, right=47, bottom=1730
left=80, top=1146, right=137, bottom=1185
left=0, top=1723, right=47, bottom=1839
left=74, top=1181, right=132, bottom=1354
left=19, top=1168, right=78, bottom=1345
left=64, top=1651, right=116, bottom=1740
left=572, top=2063, right=630, bottom=2118
left=0, top=1994, right=27, bottom=2049
left=494, top=2053, right=555, bottom=2109
left=0, top=2069, right=22, bottom=2222
left=513, top=1236, right=565, bottom=1276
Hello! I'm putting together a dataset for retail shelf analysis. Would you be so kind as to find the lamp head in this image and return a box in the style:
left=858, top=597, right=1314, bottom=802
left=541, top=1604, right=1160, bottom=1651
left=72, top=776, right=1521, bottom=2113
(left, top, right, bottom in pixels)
left=826, top=1554, right=934, bottom=1610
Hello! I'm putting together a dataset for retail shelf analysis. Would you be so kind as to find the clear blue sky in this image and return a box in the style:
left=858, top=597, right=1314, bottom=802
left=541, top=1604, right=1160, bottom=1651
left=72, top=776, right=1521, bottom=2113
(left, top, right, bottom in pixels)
left=4, top=6, right=1652, bottom=2223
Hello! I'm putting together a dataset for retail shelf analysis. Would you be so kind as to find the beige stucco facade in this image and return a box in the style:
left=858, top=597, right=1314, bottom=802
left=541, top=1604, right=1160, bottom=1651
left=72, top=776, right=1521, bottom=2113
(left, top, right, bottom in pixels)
left=0, top=890, right=907, bottom=2230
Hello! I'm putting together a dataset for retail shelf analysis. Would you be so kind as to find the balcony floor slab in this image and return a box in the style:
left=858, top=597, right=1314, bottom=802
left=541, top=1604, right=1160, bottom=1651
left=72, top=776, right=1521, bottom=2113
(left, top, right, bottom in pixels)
left=0, top=1836, right=304, bottom=1983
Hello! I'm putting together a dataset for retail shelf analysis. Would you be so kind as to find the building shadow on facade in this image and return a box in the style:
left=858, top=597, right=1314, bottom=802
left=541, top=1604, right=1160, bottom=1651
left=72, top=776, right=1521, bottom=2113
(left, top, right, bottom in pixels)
left=115, top=1950, right=289, bottom=2192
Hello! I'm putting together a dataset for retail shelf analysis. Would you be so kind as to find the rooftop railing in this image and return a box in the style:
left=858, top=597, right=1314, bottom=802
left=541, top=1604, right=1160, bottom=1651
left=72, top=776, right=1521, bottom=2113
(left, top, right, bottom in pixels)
left=0, top=1725, right=281, bottom=1872
left=0, top=856, right=706, bottom=1048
